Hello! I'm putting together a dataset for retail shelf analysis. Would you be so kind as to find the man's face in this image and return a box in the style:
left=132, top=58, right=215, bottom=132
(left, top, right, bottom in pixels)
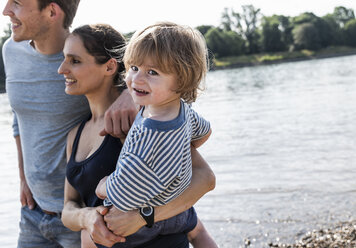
left=2, top=0, right=51, bottom=42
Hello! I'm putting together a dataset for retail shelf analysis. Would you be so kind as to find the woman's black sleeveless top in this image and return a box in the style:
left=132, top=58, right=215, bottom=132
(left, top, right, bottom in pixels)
left=66, top=115, right=123, bottom=207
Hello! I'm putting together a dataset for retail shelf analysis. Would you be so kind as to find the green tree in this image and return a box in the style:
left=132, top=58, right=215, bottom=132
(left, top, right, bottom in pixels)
left=292, top=22, right=321, bottom=50
left=221, top=30, right=246, bottom=56
left=0, top=24, right=12, bottom=92
left=314, top=17, right=335, bottom=48
left=322, top=14, right=343, bottom=45
left=292, top=12, right=335, bottom=49
left=220, top=5, right=265, bottom=54
left=196, top=25, right=214, bottom=36
left=293, top=12, right=318, bottom=25
left=205, top=27, right=245, bottom=57
left=277, top=15, right=294, bottom=49
left=205, top=28, right=226, bottom=57
left=261, top=16, right=285, bottom=52
left=236, top=5, right=261, bottom=54
left=221, top=7, right=233, bottom=31
left=344, top=19, right=356, bottom=47
left=333, top=6, right=355, bottom=27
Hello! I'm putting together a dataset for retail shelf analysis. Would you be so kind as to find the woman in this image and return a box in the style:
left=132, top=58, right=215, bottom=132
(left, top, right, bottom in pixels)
left=58, top=24, right=217, bottom=248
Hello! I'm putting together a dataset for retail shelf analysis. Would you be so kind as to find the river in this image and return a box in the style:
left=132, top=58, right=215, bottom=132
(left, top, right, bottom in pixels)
left=1, top=55, right=356, bottom=247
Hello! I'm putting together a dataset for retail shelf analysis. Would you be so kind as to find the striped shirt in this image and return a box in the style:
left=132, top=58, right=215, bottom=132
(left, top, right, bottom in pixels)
left=106, top=101, right=210, bottom=211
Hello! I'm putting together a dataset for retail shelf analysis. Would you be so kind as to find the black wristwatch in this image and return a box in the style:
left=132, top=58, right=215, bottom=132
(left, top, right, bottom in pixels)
left=139, top=206, right=154, bottom=228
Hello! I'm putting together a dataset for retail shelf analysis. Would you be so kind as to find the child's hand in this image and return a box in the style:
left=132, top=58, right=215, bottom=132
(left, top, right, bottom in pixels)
left=95, top=176, right=108, bottom=199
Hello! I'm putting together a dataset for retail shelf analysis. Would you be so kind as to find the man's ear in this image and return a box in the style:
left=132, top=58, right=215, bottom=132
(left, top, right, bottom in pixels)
left=47, top=2, right=64, bottom=23
left=105, top=58, right=118, bottom=76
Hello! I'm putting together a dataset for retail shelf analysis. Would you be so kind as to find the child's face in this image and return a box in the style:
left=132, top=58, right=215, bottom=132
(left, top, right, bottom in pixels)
left=125, top=57, right=180, bottom=107
left=58, top=35, right=107, bottom=96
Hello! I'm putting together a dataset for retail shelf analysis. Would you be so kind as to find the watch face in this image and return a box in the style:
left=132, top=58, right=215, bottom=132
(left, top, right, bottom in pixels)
left=142, top=206, right=153, bottom=216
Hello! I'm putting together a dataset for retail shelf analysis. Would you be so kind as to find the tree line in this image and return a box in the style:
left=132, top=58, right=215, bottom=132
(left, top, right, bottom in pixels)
left=1, top=5, right=355, bottom=92
left=197, top=5, right=356, bottom=57
left=0, top=24, right=11, bottom=92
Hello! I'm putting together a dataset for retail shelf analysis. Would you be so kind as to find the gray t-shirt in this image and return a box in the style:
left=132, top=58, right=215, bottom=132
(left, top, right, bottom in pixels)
left=3, top=38, right=90, bottom=212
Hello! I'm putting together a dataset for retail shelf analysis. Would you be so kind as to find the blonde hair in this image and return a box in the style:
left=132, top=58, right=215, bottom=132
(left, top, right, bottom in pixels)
left=123, top=22, right=208, bottom=103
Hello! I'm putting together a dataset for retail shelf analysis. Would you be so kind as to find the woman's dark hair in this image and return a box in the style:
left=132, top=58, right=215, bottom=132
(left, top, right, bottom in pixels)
left=72, top=24, right=127, bottom=91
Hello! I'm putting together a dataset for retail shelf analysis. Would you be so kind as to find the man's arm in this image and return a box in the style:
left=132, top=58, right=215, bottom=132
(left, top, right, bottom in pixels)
left=100, top=89, right=138, bottom=138
left=102, top=147, right=216, bottom=236
left=15, top=135, right=35, bottom=209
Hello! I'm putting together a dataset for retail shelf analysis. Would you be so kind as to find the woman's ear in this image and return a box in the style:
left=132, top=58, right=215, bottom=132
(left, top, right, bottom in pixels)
left=105, top=58, right=118, bottom=76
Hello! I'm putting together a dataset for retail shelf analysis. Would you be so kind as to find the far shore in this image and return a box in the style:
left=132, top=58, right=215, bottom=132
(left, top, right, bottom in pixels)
left=211, top=46, right=356, bottom=71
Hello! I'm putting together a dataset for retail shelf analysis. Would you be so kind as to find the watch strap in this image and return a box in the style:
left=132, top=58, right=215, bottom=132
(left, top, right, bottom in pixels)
left=139, top=206, right=154, bottom=228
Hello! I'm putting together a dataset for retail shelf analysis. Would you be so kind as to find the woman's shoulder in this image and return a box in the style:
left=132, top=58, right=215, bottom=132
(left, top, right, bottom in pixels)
left=67, top=124, right=81, bottom=149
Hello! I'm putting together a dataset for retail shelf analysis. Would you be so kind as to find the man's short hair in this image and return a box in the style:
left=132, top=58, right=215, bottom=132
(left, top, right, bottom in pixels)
left=38, top=0, right=80, bottom=29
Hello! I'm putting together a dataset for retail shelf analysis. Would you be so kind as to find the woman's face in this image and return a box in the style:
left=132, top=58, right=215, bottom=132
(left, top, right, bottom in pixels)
left=58, top=34, right=107, bottom=96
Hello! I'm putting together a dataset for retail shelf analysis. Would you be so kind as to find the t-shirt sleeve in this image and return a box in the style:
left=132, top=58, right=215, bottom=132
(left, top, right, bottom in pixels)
left=189, top=107, right=211, bottom=141
left=12, top=110, right=19, bottom=137
left=3, top=40, right=19, bottom=137
left=106, top=152, right=166, bottom=212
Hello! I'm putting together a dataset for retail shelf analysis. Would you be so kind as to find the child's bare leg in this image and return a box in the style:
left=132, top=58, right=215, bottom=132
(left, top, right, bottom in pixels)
left=81, top=229, right=98, bottom=248
left=188, top=218, right=218, bottom=248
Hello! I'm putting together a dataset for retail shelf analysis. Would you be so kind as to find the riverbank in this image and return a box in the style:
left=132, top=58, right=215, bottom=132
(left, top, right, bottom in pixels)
left=267, top=220, right=356, bottom=248
left=212, top=46, right=356, bottom=70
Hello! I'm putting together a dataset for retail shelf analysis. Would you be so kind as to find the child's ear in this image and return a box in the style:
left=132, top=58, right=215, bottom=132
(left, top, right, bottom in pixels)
left=105, top=58, right=118, bottom=75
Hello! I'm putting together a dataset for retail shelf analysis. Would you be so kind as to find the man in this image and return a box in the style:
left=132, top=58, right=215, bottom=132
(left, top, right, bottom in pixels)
left=2, top=0, right=136, bottom=247
left=2, top=1, right=216, bottom=247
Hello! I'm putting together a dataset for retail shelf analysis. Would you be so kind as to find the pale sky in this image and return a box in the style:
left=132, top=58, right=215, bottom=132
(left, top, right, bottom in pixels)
left=1, top=0, right=356, bottom=35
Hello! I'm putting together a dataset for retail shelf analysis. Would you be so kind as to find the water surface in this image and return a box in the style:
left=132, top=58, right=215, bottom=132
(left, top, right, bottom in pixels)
left=1, top=55, right=356, bottom=247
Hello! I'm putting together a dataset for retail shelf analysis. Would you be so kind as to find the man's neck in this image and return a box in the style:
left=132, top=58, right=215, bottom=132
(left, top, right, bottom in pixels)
left=31, top=28, right=69, bottom=55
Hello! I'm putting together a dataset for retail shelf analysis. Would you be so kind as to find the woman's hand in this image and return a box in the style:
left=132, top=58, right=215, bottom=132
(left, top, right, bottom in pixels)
left=63, top=178, right=125, bottom=246
left=84, top=206, right=126, bottom=247
left=100, top=206, right=146, bottom=237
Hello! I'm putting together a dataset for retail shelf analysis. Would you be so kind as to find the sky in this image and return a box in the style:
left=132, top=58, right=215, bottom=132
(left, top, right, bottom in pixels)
left=0, top=0, right=356, bottom=36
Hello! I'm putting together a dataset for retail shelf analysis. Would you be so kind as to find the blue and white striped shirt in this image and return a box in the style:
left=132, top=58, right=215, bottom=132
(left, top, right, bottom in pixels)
left=106, top=101, right=210, bottom=211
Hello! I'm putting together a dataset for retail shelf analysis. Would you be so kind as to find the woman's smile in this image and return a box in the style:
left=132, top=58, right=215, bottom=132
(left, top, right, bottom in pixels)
left=65, top=78, right=77, bottom=87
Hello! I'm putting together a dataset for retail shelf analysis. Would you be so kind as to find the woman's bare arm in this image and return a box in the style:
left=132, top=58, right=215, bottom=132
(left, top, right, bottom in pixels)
left=191, top=128, right=212, bottom=149
left=61, top=128, right=124, bottom=246
left=155, top=146, right=215, bottom=220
